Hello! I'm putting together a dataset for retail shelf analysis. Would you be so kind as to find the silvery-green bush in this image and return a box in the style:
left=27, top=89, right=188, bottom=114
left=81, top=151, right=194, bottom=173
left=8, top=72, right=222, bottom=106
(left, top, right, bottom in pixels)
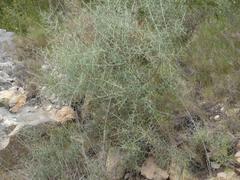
left=43, top=0, right=187, bottom=167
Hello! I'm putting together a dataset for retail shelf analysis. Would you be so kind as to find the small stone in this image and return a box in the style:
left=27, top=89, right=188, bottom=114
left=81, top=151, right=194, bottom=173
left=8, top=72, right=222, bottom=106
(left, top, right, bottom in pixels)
left=217, top=172, right=227, bottom=179
left=235, top=157, right=240, bottom=163
left=9, top=94, right=27, bottom=113
left=211, top=162, right=220, bottom=169
left=235, top=151, right=240, bottom=163
left=55, top=106, right=76, bottom=123
left=141, top=156, right=169, bottom=180
left=0, top=87, right=27, bottom=113
left=214, top=115, right=220, bottom=120
left=235, top=151, right=240, bottom=158
left=41, top=64, right=50, bottom=71
left=0, top=88, right=16, bottom=106
left=124, top=173, right=131, bottom=180
left=41, top=86, right=46, bottom=91
left=45, top=105, right=52, bottom=111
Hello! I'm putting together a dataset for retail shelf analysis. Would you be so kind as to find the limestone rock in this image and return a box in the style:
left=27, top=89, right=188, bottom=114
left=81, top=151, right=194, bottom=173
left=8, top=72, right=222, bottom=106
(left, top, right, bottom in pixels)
left=217, top=172, right=227, bottom=179
left=141, top=156, right=169, bottom=180
left=211, top=162, right=221, bottom=169
left=0, top=87, right=27, bottom=112
left=106, top=148, right=126, bottom=180
left=0, top=88, right=16, bottom=106
left=9, top=94, right=27, bottom=113
left=214, top=115, right=220, bottom=120
left=0, top=106, right=56, bottom=151
left=45, top=104, right=52, bottom=111
left=55, top=106, right=76, bottom=123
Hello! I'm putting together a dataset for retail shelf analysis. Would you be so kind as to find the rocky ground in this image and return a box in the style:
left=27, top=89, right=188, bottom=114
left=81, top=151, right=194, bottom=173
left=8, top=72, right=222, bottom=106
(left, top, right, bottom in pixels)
left=0, top=29, right=54, bottom=151
left=0, top=29, right=76, bottom=178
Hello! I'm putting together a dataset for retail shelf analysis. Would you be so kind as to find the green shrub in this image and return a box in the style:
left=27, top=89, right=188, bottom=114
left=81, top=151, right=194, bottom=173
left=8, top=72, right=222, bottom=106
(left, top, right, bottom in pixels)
left=38, top=0, right=240, bottom=178
left=43, top=0, right=187, bottom=168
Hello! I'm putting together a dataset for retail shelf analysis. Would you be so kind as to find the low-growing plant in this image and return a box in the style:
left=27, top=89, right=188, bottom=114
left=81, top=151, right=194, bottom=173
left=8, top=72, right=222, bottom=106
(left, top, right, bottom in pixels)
left=20, top=124, right=84, bottom=179
left=19, top=123, right=108, bottom=180
left=190, top=128, right=233, bottom=168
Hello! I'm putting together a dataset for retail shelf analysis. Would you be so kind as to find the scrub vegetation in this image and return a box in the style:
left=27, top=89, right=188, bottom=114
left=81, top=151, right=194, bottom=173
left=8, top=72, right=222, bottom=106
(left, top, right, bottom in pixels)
left=1, top=0, right=240, bottom=179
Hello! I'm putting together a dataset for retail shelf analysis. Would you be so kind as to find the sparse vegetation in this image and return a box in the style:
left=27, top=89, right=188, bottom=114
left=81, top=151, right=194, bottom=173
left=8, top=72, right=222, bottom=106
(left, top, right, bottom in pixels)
left=183, top=11, right=240, bottom=101
left=20, top=124, right=85, bottom=179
